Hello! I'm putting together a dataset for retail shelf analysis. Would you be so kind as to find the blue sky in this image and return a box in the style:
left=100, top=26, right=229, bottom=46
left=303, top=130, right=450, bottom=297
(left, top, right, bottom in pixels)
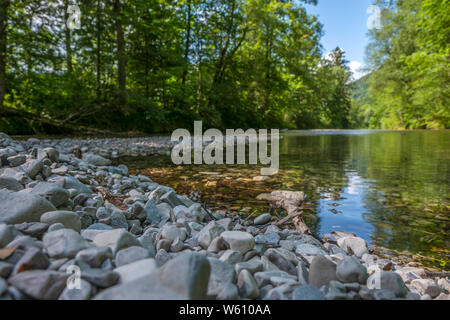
left=305, top=0, right=374, bottom=79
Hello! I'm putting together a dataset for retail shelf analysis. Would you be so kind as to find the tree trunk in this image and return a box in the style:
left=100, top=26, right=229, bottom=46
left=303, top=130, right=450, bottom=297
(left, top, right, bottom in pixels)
left=0, top=0, right=9, bottom=110
left=64, top=0, right=73, bottom=75
left=182, top=0, right=192, bottom=85
left=113, top=0, right=126, bottom=111
left=96, top=0, right=102, bottom=104
left=213, top=0, right=236, bottom=85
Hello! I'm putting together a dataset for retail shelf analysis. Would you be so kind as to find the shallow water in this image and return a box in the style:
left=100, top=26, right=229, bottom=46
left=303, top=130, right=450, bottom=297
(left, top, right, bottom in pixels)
left=125, top=130, right=449, bottom=269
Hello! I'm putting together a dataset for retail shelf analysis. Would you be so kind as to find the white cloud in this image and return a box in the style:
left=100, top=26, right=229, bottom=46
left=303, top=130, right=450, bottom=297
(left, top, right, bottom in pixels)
left=349, top=61, right=366, bottom=81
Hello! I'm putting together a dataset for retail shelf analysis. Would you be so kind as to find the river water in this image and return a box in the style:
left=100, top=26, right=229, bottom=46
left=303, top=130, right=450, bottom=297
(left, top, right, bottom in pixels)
left=126, top=130, right=449, bottom=269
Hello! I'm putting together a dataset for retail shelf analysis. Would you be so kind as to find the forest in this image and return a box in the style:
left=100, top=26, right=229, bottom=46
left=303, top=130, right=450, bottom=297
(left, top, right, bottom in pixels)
left=0, top=0, right=448, bottom=134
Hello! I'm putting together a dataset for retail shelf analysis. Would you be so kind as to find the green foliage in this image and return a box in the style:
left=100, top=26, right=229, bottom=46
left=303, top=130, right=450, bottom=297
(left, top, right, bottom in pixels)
left=356, top=0, right=449, bottom=129
left=0, top=0, right=387, bottom=133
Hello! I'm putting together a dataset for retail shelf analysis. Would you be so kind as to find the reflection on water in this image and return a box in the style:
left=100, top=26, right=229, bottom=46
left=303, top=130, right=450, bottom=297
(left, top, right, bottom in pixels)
left=126, top=130, right=450, bottom=270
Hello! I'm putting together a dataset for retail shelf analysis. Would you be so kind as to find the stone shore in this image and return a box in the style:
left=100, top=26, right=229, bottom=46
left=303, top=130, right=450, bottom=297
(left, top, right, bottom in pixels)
left=0, top=132, right=448, bottom=300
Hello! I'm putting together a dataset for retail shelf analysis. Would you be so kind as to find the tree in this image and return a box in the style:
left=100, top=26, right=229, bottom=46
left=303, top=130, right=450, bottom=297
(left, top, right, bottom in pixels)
left=113, top=0, right=127, bottom=111
left=0, top=0, right=9, bottom=110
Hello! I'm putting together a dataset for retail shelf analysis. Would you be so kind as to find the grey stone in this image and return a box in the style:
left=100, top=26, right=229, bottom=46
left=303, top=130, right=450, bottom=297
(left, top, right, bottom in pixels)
left=367, top=271, right=408, bottom=297
left=0, top=278, right=7, bottom=296
left=207, top=258, right=236, bottom=296
left=110, top=211, right=128, bottom=229
left=144, top=199, right=163, bottom=224
left=25, top=159, right=43, bottom=178
left=0, top=177, right=23, bottom=191
left=217, top=283, right=239, bottom=300
left=0, top=223, right=14, bottom=248
left=12, top=247, right=50, bottom=274
left=0, top=189, right=56, bottom=224
left=160, top=224, right=187, bottom=242
left=40, top=211, right=81, bottom=232
left=170, top=237, right=185, bottom=252
left=42, top=147, right=59, bottom=162
left=75, top=246, right=113, bottom=268
left=197, top=221, right=225, bottom=249
left=30, top=182, right=70, bottom=207
left=207, top=236, right=229, bottom=252
left=373, top=289, right=396, bottom=300
left=297, top=260, right=309, bottom=285
left=62, top=175, right=92, bottom=195
left=7, top=235, right=42, bottom=249
left=0, top=261, right=13, bottom=278
left=81, top=268, right=119, bottom=288
left=255, top=233, right=280, bottom=246
left=7, top=155, right=26, bottom=166
left=82, top=153, right=111, bottom=166
left=43, top=228, right=89, bottom=259
left=254, top=213, right=271, bottom=225
left=309, top=255, right=338, bottom=288
left=94, top=271, right=186, bottom=300
left=235, top=259, right=263, bottom=275
left=336, top=256, right=368, bottom=284
left=261, top=255, right=279, bottom=271
left=295, top=243, right=327, bottom=256
left=237, top=269, right=259, bottom=299
left=155, top=249, right=173, bottom=267
left=8, top=270, right=69, bottom=300
left=157, top=239, right=172, bottom=252
left=254, top=270, right=297, bottom=287
left=114, top=258, right=157, bottom=284
left=292, top=285, right=325, bottom=300
left=220, top=250, right=243, bottom=264
left=115, top=246, right=150, bottom=267
left=221, top=231, right=255, bottom=254
left=264, top=248, right=297, bottom=276
left=92, top=229, right=141, bottom=255
left=158, top=252, right=211, bottom=299
left=337, top=236, right=368, bottom=258
left=406, top=292, right=421, bottom=300
left=13, top=222, right=48, bottom=239
left=160, top=190, right=184, bottom=207
left=410, top=279, right=442, bottom=298
left=87, top=223, right=113, bottom=230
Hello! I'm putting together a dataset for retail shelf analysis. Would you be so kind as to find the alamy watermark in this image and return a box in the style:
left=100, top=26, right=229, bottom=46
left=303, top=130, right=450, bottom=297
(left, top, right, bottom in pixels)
left=66, top=265, right=81, bottom=290
left=171, top=121, right=279, bottom=176
left=367, top=5, right=382, bottom=30
left=67, top=4, right=81, bottom=30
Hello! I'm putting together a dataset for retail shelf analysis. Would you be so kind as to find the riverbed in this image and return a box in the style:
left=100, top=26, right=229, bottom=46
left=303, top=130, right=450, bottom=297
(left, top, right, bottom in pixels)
left=123, top=130, right=449, bottom=270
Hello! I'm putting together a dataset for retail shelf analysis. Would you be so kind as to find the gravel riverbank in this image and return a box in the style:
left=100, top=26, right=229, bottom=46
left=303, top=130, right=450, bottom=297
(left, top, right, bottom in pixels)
left=0, top=133, right=448, bottom=300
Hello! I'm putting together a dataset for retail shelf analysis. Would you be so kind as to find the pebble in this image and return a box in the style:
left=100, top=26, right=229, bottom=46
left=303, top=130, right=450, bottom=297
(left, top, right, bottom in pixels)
left=92, top=229, right=141, bottom=254
left=337, top=236, right=368, bottom=258
left=40, top=211, right=81, bottom=232
left=237, top=269, right=260, bottom=299
left=336, top=256, right=368, bottom=284
left=207, top=258, right=236, bottom=296
left=410, top=279, right=442, bottom=298
left=0, top=189, right=56, bottom=224
left=43, top=228, right=89, bottom=259
left=254, top=213, right=271, bottom=225
left=367, top=271, right=408, bottom=298
left=115, top=246, right=150, bottom=267
left=221, top=231, right=255, bottom=254
left=308, top=255, right=338, bottom=288
left=197, top=221, right=225, bottom=249
left=158, top=252, right=211, bottom=299
left=8, top=270, right=69, bottom=300
left=114, top=258, right=157, bottom=284
left=292, top=285, right=326, bottom=300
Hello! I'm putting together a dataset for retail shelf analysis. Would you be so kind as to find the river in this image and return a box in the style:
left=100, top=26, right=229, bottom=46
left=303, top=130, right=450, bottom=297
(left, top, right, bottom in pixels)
left=124, top=130, right=449, bottom=270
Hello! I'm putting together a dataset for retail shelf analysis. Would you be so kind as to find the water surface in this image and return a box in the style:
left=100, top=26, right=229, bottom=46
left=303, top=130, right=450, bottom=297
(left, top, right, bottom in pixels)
left=126, top=130, right=449, bottom=269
